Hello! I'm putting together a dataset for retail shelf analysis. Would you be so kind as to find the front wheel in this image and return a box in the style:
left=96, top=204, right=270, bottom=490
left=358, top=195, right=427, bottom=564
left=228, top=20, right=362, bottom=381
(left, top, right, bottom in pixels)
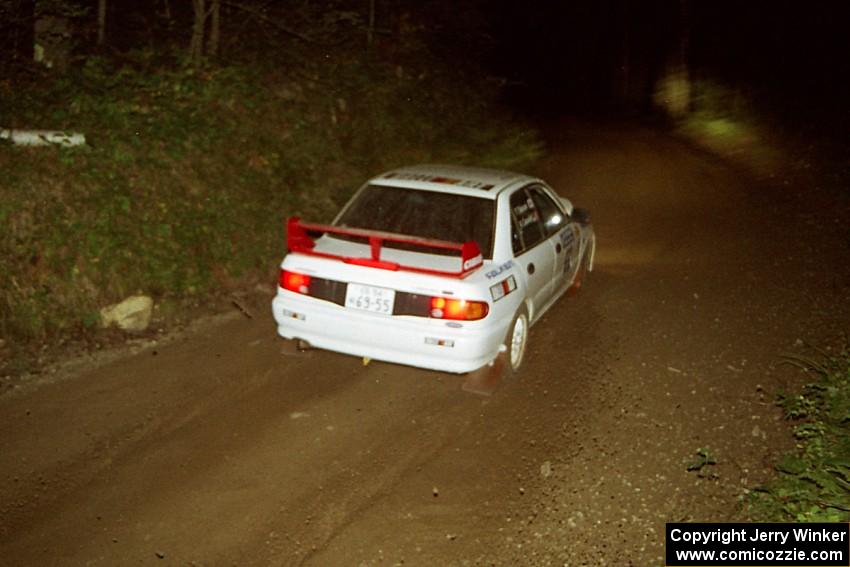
left=567, top=251, right=589, bottom=297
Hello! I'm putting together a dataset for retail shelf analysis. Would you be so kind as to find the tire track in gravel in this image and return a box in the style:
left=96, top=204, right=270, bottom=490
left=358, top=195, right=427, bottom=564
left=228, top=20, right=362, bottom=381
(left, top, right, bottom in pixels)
left=298, top=276, right=616, bottom=566
left=1, top=308, right=494, bottom=566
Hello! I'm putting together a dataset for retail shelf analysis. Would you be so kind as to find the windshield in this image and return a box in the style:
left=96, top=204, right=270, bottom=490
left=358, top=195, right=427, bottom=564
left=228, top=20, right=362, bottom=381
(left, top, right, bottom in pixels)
left=334, top=185, right=495, bottom=258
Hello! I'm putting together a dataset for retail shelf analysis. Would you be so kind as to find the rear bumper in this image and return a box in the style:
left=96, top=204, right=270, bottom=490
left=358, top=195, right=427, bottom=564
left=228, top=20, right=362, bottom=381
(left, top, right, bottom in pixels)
left=271, top=289, right=506, bottom=374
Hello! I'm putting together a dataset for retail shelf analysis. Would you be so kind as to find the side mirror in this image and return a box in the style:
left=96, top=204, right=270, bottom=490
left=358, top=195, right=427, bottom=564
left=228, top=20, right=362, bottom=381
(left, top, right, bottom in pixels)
left=572, top=207, right=591, bottom=225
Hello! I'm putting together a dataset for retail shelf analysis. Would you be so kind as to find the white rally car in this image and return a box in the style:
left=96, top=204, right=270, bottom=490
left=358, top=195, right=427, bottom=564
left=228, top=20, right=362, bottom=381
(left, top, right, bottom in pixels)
left=272, top=164, right=595, bottom=380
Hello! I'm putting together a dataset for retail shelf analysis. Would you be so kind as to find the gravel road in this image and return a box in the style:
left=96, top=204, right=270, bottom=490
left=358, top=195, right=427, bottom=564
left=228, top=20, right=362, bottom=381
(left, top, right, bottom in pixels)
left=2, top=122, right=847, bottom=566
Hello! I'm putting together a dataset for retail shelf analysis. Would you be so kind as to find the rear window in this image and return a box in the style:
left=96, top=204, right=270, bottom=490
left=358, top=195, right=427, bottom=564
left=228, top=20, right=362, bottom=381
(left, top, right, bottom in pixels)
left=333, top=185, right=495, bottom=258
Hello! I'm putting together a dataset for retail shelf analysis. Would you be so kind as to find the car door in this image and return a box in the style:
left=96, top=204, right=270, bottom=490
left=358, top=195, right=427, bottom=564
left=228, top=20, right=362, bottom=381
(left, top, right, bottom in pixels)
left=527, top=185, right=576, bottom=289
left=509, top=186, right=557, bottom=319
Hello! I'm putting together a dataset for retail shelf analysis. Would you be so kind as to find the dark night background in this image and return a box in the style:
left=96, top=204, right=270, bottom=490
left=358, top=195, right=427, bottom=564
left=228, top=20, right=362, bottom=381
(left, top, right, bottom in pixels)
left=487, top=1, right=850, bottom=125
left=4, top=0, right=850, bottom=121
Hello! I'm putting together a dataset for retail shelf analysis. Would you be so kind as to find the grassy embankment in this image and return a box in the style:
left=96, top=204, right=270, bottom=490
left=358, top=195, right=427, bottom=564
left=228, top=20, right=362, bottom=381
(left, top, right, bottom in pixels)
left=746, top=353, right=850, bottom=522
left=675, top=79, right=850, bottom=185
left=0, top=51, right=541, bottom=372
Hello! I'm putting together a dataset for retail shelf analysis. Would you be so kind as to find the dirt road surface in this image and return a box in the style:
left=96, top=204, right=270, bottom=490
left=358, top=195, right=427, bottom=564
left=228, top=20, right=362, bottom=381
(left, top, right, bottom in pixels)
left=2, top=123, right=848, bottom=566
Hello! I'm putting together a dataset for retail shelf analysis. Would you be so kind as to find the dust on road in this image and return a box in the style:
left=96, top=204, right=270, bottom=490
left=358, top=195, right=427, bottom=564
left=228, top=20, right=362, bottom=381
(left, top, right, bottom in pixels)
left=2, top=122, right=847, bottom=566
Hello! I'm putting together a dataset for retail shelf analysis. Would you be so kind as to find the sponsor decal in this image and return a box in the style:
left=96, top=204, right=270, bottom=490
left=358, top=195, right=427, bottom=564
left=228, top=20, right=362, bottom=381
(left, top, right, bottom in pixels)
left=384, top=172, right=494, bottom=190
left=560, top=227, right=577, bottom=276
left=513, top=198, right=541, bottom=229
left=485, top=260, right=514, bottom=279
left=463, top=254, right=483, bottom=271
left=490, top=275, right=517, bottom=302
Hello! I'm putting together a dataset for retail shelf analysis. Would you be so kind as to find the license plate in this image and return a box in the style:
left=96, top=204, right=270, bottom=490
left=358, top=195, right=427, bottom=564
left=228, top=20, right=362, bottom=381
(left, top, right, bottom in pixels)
left=345, top=283, right=395, bottom=315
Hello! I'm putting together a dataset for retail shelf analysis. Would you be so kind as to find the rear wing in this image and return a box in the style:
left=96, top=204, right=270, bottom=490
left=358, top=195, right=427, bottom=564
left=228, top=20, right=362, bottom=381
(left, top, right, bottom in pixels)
left=286, top=217, right=483, bottom=278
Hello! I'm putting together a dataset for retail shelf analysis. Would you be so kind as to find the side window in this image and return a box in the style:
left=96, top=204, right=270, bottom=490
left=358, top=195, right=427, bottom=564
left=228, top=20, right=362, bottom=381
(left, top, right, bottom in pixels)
left=529, top=186, right=566, bottom=236
left=510, top=215, right=523, bottom=254
left=509, top=187, right=545, bottom=254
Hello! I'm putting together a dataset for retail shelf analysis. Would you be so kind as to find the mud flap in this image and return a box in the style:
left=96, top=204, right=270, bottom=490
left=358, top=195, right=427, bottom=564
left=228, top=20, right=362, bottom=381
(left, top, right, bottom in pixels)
left=461, top=357, right=504, bottom=396
left=279, top=338, right=311, bottom=357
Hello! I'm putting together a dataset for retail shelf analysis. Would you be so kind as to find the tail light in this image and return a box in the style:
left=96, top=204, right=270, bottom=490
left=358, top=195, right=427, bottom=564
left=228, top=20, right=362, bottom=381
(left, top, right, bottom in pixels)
left=429, top=297, right=489, bottom=321
left=280, top=270, right=311, bottom=294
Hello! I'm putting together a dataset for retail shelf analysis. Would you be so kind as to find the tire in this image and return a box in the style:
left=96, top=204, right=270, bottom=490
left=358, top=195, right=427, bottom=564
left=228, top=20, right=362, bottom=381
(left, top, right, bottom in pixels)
left=567, top=250, right=589, bottom=297
left=502, top=306, right=529, bottom=378
left=279, top=337, right=311, bottom=356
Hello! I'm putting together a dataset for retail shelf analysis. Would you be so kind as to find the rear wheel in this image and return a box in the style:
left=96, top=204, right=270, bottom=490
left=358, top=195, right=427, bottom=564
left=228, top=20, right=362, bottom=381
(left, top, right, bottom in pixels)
left=279, top=337, right=311, bottom=356
left=503, top=306, right=529, bottom=377
left=462, top=306, right=528, bottom=395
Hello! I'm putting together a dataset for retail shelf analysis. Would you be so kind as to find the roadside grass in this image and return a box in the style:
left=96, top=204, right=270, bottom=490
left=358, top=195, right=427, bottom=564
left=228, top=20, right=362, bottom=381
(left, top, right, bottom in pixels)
left=674, top=80, right=781, bottom=177
left=0, top=51, right=542, bottom=371
left=746, top=351, right=850, bottom=522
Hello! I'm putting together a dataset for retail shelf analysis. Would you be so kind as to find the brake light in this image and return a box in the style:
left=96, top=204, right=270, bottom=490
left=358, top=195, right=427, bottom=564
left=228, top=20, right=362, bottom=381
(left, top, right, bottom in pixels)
left=280, top=270, right=311, bottom=294
left=429, top=297, right=489, bottom=321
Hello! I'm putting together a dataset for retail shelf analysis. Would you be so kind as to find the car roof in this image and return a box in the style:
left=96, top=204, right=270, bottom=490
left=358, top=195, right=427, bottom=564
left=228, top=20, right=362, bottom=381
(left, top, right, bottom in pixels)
left=368, top=164, right=538, bottom=199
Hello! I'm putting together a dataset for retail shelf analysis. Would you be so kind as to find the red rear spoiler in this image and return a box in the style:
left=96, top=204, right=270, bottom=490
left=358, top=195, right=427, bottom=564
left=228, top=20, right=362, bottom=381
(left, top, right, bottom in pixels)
left=286, top=217, right=483, bottom=278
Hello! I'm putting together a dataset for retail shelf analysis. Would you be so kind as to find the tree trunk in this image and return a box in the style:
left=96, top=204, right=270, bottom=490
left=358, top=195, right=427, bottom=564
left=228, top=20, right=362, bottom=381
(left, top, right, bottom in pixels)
left=652, top=0, right=691, bottom=118
left=677, top=0, right=690, bottom=111
left=97, top=0, right=106, bottom=45
left=190, top=0, right=205, bottom=68
left=207, top=0, right=220, bottom=58
left=367, top=0, right=375, bottom=47
left=1, top=0, right=34, bottom=69
left=620, top=0, right=630, bottom=104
